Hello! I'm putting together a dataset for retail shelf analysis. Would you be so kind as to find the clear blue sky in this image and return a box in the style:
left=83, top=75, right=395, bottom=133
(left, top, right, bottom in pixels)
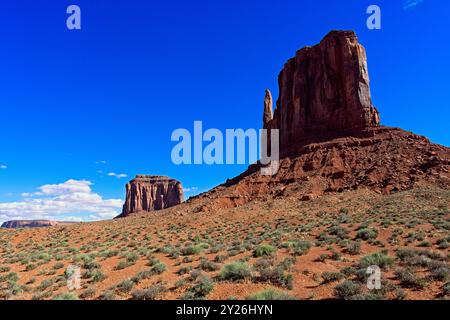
left=0, top=0, right=448, bottom=222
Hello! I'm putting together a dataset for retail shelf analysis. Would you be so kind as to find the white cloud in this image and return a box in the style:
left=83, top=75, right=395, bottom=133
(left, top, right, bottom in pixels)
left=0, top=165, right=7, bottom=169
left=404, top=0, right=424, bottom=10
left=183, top=187, right=198, bottom=193
left=108, top=172, right=128, bottom=179
left=37, top=179, right=93, bottom=195
left=95, top=160, right=107, bottom=164
left=0, top=179, right=122, bottom=224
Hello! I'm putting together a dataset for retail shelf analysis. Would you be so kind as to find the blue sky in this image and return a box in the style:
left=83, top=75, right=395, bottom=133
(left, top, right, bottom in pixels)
left=0, top=0, right=449, bottom=222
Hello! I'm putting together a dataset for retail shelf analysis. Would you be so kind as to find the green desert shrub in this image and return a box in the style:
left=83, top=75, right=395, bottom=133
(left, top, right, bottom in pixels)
left=175, top=278, right=187, bottom=288
left=199, top=259, right=220, bottom=272
left=252, top=258, right=274, bottom=272
left=0, top=272, right=19, bottom=283
left=358, top=251, right=394, bottom=270
left=442, top=282, right=450, bottom=296
left=0, top=266, right=11, bottom=273
left=99, top=290, right=116, bottom=300
left=219, top=262, right=251, bottom=281
left=91, top=270, right=107, bottom=283
left=131, top=270, right=153, bottom=283
left=177, top=266, right=193, bottom=275
left=395, top=268, right=427, bottom=289
left=340, top=266, right=356, bottom=277
left=125, top=252, right=139, bottom=264
left=79, top=288, right=96, bottom=299
left=151, top=262, right=167, bottom=275
left=292, top=241, right=311, bottom=256
left=334, top=280, right=362, bottom=300
left=418, top=241, right=432, bottom=248
left=189, top=269, right=203, bottom=281
left=430, top=265, right=450, bottom=281
left=187, top=276, right=214, bottom=299
left=53, top=262, right=65, bottom=270
left=37, top=278, right=54, bottom=291
left=328, top=225, right=350, bottom=239
left=31, top=291, right=52, bottom=300
left=321, top=272, right=345, bottom=283
left=345, top=241, right=361, bottom=255
left=279, top=257, right=296, bottom=271
left=214, top=255, right=227, bottom=263
left=247, top=288, right=296, bottom=300
left=53, top=293, right=78, bottom=300
left=257, top=266, right=293, bottom=289
left=131, top=284, right=167, bottom=300
left=116, top=279, right=135, bottom=293
left=115, top=261, right=131, bottom=270
left=180, top=244, right=204, bottom=256
left=83, top=260, right=101, bottom=270
left=253, top=244, right=277, bottom=257
left=356, top=228, right=378, bottom=241
left=315, top=253, right=329, bottom=262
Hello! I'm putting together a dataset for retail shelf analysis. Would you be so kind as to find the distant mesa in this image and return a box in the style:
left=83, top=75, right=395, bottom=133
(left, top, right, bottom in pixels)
left=116, top=175, right=184, bottom=218
left=1, top=220, right=78, bottom=229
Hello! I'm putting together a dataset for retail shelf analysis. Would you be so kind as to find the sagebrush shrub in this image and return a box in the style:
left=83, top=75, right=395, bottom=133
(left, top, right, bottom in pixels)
left=219, top=262, right=251, bottom=281
left=253, top=244, right=276, bottom=257
left=334, top=280, right=362, bottom=300
left=247, top=288, right=296, bottom=300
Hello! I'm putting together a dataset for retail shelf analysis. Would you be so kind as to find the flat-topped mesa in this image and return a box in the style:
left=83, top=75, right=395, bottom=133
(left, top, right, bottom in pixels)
left=264, top=30, right=380, bottom=153
left=117, top=175, right=184, bottom=218
left=1, top=220, right=77, bottom=229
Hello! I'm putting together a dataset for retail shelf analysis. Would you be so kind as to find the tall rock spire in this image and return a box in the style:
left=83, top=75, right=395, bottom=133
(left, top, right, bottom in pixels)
left=263, top=89, right=273, bottom=129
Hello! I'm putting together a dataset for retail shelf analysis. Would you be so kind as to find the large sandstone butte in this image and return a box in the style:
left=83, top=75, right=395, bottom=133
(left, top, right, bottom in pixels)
left=117, top=175, right=184, bottom=218
left=264, top=30, right=380, bottom=154
left=186, top=30, right=450, bottom=212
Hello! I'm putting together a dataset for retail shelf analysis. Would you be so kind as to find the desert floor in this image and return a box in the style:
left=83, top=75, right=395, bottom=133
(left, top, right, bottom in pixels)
left=0, top=186, right=449, bottom=300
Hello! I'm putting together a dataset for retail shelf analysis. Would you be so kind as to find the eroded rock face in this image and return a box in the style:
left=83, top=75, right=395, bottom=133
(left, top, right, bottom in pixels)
left=186, top=30, right=450, bottom=212
left=265, top=30, right=380, bottom=153
left=191, top=127, right=450, bottom=212
left=118, top=175, right=184, bottom=218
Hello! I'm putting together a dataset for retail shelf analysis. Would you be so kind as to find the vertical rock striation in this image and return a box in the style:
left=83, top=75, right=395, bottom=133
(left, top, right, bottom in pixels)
left=117, top=175, right=184, bottom=218
left=264, top=30, right=380, bottom=153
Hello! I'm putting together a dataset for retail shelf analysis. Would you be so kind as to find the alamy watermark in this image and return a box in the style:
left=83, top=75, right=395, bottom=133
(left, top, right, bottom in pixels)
left=66, top=5, right=81, bottom=30
left=66, top=264, right=81, bottom=290
left=171, top=121, right=279, bottom=175
left=366, top=265, right=382, bottom=290
left=367, top=5, right=381, bottom=30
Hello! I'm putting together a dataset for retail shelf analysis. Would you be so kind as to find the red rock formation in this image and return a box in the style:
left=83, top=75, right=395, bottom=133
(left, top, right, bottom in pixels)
left=1, top=220, right=77, bottom=229
left=263, top=89, right=273, bottom=129
left=185, top=30, right=450, bottom=211
left=264, top=30, right=380, bottom=154
left=189, top=127, right=450, bottom=212
left=117, top=175, right=184, bottom=218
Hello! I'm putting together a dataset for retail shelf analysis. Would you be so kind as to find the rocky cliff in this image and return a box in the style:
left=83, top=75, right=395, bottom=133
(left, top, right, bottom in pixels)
left=117, top=175, right=184, bottom=218
left=264, top=30, right=380, bottom=154
left=185, top=30, right=450, bottom=212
